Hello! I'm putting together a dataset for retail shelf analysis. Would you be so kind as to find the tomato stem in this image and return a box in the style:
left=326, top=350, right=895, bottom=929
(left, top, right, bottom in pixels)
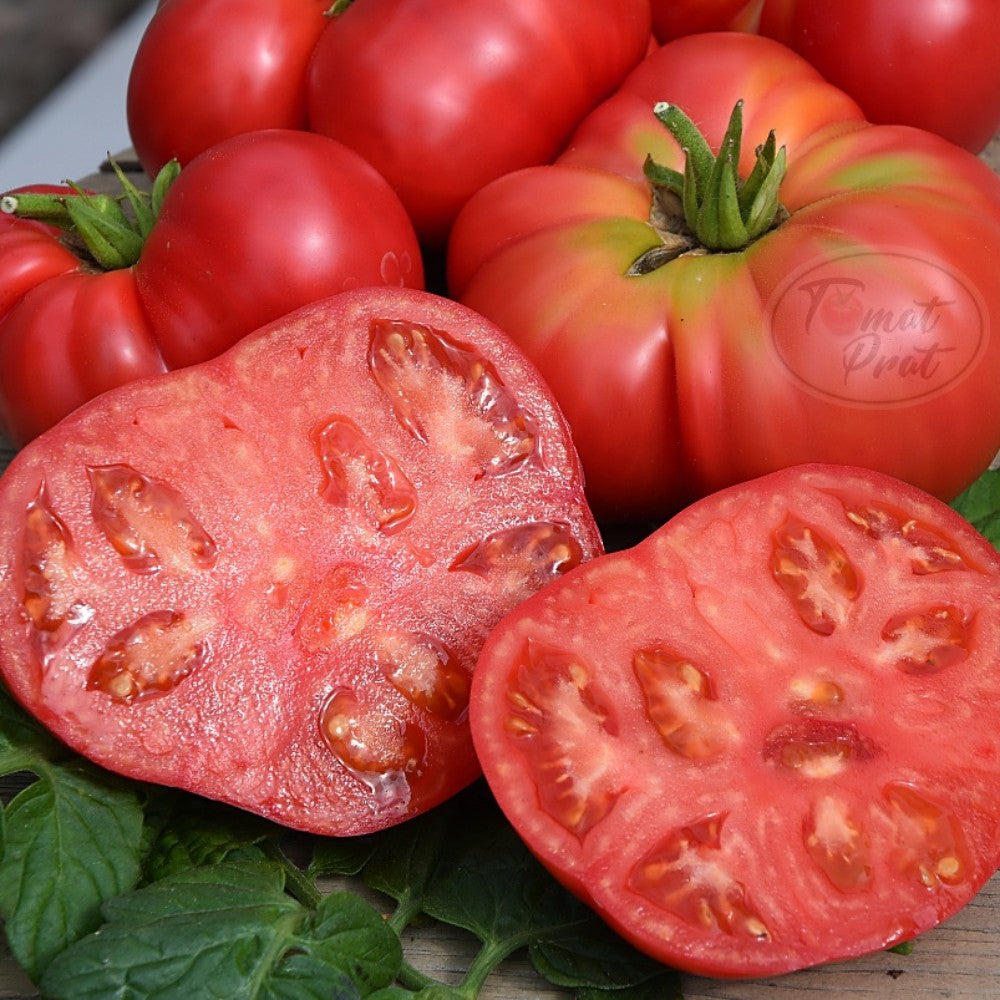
left=642, top=100, right=788, bottom=255
left=1, top=157, right=180, bottom=270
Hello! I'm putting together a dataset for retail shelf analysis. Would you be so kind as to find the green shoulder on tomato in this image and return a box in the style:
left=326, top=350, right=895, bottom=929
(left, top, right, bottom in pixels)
left=448, top=32, right=1000, bottom=523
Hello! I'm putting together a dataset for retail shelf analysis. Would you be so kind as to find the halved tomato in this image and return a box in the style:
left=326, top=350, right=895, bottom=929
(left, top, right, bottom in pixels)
left=470, top=464, right=1000, bottom=976
left=0, top=287, right=601, bottom=836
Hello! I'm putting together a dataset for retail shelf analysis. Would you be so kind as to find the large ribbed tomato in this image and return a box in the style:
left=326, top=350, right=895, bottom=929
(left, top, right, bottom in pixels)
left=449, top=32, right=1000, bottom=523
left=305, top=0, right=651, bottom=245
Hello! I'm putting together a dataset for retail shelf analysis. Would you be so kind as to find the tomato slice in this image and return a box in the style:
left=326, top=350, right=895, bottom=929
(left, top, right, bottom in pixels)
left=470, top=464, right=1000, bottom=976
left=0, top=287, right=601, bottom=836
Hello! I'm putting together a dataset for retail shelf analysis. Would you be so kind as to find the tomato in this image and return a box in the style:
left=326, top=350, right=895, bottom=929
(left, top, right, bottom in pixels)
left=132, top=130, right=422, bottom=370
left=0, top=129, right=422, bottom=445
left=649, top=0, right=763, bottom=40
left=127, top=0, right=332, bottom=176
left=758, top=0, right=1000, bottom=152
left=470, top=463, right=1000, bottom=977
left=0, top=287, right=602, bottom=836
left=306, top=0, right=652, bottom=245
left=448, top=32, right=1000, bottom=523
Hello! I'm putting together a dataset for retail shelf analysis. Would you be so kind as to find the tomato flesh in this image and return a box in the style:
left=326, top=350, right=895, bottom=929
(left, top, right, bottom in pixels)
left=470, top=464, right=1000, bottom=976
left=0, top=287, right=601, bottom=836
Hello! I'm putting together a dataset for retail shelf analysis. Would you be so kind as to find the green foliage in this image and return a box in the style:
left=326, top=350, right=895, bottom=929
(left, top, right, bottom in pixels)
left=951, top=465, right=1000, bottom=549
left=1, top=680, right=677, bottom=998
left=0, top=686, right=144, bottom=980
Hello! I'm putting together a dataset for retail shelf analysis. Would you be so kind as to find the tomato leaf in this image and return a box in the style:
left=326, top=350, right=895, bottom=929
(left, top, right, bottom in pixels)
left=951, top=466, right=1000, bottom=549
left=361, top=791, right=458, bottom=930
left=310, top=834, right=379, bottom=880
left=530, top=920, right=681, bottom=995
left=578, top=979, right=684, bottom=1000
left=0, top=765, right=144, bottom=981
left=0, top=684, right=145, bottom=981
left=0, top=683, right=57, bottom=773
left=37, top=860, right=402, bottom=1000
left=140, top=793, right=276, bottom=884
left=415, top=792, right=602, bottom=997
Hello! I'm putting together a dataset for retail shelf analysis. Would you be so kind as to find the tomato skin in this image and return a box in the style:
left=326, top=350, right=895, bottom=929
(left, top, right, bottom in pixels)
left=306, top=0, right=652, bottom=245
left=0, top=190, right=80, bottom=315
left=0, top=271, right=167, bottom=446
left=0, top=194, right=167, bottom=445
left=470, top=463, right=1000, bottom=977
left=134, top=129, right=424, bottom=370
left=449, top=32, right=1000, bottom=522
left=126, top=0, right=332, bottom=176
left=0, top=130, right=423, bottom=444
left=0, top=286, right=602, bottom=836
left=649, top=0, right=764, bottom=40
left=758, top=0, right=1000, bottom=152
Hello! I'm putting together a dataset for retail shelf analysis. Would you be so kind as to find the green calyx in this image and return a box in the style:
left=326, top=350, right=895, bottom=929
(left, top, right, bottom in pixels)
left=642, top=99, right=788, bottom=257
left=0, top=157, right=180, bottom=270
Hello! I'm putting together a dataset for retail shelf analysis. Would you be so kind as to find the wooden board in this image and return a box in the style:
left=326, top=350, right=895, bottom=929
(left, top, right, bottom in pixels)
left=4, top=135, right=1000, bottom=999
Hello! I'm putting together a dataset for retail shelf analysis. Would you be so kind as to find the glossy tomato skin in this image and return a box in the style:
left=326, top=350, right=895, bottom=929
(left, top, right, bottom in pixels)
left=0, top=189, right=79, bottom=314
left=449, top=33, right=1000, bottom=522
left=759, top=0, right=1000, bottom=152
left=471, top=463, right=1000, bottom=977
left=0, top=270, right=167, bottom=446
left=306, top=0, right=652, bottom=246
left=0, top=287, right=602, bottom=836
left=649, top=0, right=763, bottom=40
left=0, top=191, right=167, bottom=445
left=127, top=0, right=332, bottom=176
left=134, top=129, right=424, bottom=369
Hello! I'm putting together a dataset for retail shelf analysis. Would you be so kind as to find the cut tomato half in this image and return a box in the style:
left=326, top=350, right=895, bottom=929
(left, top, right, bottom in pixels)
left=0, top=287, right=601, bottom=835
left=470, top=464, right=1000, bottom=976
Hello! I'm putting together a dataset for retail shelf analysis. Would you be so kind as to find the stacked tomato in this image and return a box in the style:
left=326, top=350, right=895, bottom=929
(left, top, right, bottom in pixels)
left=5, top=0, right=1000, bottom=982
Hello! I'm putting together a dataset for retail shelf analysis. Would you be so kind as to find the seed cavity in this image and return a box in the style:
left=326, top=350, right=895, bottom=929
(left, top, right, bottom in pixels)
left=505, top=639, right=621, bottom=839
left=633, top=647, right=732, bottom=759
left=374, top=631, right=471, bottom=721
left=368, top=318, right=538, bottom=477
left=88, top=464, right=218, bottom=575
left=20, top=483, right=94, bottom=657
left=881, top=605, right=971, bottom=674
left=313, top=414, right=416, bottom=533
left=763, top=718, right=879, bottom=777
left=450, top=521, right=584, bottom=600
left=841, top=499, right=971, bottom=574
left=629, top=812, right=772, bottom=940
left=770, top=517, right=859, bottom=635
left=87, top=609, right=211, bottom=703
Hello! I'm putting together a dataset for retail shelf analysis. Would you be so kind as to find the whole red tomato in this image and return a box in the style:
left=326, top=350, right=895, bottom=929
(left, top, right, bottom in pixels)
left=133, top=130, right=422, bottom=369
left=649, top=0, right=763, bottom=40
left=305, top=0, right=652, bottom=245
left=126, top=0, right=332, bottom=175
left=758, top=0, right=1000, bottom=152
left=0, top=130, right=422, bottom=445
left=448, top=33, right=1000, bottom=522
left=127, top=0, right=652, bottom=248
